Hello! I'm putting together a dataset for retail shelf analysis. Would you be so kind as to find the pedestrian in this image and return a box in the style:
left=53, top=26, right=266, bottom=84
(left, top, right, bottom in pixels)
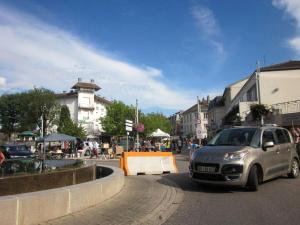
left=0, top=150, right=5, bottom=166
left=177, top=139, right=182, bottom=153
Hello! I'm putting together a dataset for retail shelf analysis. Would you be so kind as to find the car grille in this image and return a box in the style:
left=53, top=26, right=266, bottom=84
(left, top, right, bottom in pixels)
left=192, top=173, right=226, bottom=181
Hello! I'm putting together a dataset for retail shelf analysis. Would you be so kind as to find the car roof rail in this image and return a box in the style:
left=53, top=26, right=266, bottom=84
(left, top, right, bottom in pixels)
left=263, top=124, right=278, bottom=127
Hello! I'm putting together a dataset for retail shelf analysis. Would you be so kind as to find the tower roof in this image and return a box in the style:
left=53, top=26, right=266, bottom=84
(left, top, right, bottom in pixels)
left=71, top=82, right=101, bottom=91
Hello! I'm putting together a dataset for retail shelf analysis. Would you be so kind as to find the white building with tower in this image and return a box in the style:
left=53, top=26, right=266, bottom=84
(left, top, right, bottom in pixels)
left=56, top=78, right=111, bottom=138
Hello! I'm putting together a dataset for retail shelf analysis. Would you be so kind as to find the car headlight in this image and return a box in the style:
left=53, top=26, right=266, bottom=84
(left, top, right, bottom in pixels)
left=224, top=150, right=248, bottom=161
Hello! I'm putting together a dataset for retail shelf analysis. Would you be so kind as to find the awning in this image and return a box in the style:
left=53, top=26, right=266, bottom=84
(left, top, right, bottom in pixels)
left=37, top=133, right=77, bottom=142
left=149, top=129, right=170, bottom=138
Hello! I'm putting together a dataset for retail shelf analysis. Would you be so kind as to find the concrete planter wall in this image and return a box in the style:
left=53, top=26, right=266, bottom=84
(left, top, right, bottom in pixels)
left=0, top=165, right=124, bottom=225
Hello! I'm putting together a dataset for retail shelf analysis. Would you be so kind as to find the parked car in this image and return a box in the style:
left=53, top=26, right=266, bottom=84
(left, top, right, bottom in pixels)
left=189, top=126, right=299, bottom=191
left=0, top=144, right=35, bottom=159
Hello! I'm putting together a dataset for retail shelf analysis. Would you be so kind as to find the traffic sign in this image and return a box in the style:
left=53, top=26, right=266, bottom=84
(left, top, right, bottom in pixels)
left=126, top=126, right=133, bottom=131
left=125, top=120, right=133, bottom=124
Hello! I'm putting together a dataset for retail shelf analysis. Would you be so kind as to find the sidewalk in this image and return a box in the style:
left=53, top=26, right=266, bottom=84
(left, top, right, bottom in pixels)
left=40, top=170, right=184, bottom=225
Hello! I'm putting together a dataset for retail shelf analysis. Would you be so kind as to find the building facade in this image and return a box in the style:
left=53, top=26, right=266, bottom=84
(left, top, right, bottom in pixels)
left=207, top=96, right=225, bottom=138
left=169, top=111, right=183, bottom=137
left=227, top=61, right=300, bottom=125
left=56, top=79, right=111, bottom=138
left=181, top=100, right=208, bottom=139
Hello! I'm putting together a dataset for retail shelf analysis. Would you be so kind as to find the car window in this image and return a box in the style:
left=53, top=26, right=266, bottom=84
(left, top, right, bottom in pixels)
left=262, top=130, right=276, bottom=144
left=208, top=128, right=257, bottom=146
left=8, top=145, right=29, bottom=152
left=282, top=129, right=292, bottom=143
left=275, top=129, right=288, bottom=144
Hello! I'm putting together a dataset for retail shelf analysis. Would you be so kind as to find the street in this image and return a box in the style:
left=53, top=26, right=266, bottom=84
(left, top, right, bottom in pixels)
left=41, top=150, right=300, bottom=225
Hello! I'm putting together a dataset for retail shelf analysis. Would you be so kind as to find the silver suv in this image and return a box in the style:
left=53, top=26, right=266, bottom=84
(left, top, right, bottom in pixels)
left=189, top=126, right=299, bottom=191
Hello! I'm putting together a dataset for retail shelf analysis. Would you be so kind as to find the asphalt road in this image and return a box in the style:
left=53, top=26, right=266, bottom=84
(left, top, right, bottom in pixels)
left=42, top=151, right=300, bottom=225
left=163, top=151, right=300, bottom=225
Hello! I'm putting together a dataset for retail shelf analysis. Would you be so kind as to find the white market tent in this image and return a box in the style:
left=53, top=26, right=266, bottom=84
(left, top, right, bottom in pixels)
left=149, top=128, right=170, bottom=138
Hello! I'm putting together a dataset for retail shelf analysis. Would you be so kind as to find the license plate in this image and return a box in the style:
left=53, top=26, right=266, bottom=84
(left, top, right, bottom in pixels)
left=197, top=166, right=216, bottom=173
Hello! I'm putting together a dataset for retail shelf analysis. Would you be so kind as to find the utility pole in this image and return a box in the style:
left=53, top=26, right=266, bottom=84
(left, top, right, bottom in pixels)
left=197, top=96, right=202, bottom=146
left=136, top=99, right=139, bottom=151
left=256, top=61, right=264, bottom=126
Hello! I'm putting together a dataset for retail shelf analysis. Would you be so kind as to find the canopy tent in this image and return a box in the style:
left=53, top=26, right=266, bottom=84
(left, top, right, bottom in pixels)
left=37, top=133, right=77, bottom=142
left=149, top=129, right=170, bottom=138
left=19, top=131, right=38, bottom=137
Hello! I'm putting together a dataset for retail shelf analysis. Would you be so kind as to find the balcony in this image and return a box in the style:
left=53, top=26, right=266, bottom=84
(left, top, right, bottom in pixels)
left=272, top=100, right=300, bottom=114
left=78, top=104, right=94, bottom=110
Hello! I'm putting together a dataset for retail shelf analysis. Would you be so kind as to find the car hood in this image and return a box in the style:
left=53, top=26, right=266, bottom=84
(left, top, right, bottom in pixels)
left=192, top=145, right=250, bottom=162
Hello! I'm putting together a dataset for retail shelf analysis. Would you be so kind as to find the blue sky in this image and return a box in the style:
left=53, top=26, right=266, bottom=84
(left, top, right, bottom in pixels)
left=0, top=0, right=300, bottom=115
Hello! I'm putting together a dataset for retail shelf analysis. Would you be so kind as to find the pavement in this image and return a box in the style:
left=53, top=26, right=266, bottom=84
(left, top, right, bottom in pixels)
left=40, top=156, right=184, bottom=225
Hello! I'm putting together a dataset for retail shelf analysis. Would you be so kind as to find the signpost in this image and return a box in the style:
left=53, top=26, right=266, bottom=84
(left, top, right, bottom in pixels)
left=125, top=120, right=133, bottom=151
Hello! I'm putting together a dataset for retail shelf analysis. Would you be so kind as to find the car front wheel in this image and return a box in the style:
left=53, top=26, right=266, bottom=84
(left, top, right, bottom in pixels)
left=247, top=165, right=258, bottom=192
left=288, top=159, right=299, bottom=178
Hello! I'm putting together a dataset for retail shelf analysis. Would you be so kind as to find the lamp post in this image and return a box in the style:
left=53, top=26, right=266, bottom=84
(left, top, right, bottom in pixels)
left=40, top=105, right=47, bottom=170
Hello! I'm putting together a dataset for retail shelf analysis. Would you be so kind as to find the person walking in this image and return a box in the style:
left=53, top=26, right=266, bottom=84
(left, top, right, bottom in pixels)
left=0, top=150, right=5, bottom=165
left=177, top=139, right=182, bottom=153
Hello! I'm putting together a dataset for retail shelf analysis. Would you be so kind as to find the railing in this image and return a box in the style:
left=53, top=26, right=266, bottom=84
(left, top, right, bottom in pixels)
left=272, top=100, right=300, bottom=114
left=78, top=103, right=94, bottom=109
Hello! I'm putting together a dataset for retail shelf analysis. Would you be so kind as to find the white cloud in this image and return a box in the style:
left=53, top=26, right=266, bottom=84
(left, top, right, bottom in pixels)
left=0, top=76, right=6, bottom=87
left=191, top=4, right=225, bottom=60
left=273, top=0, right=300, bottom=55
left=192, top=5, right=219, bottom=36
left=0, top=5, right=199, bottom=111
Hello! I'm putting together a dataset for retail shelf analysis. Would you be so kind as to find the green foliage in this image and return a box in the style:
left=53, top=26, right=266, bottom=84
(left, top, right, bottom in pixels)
left=24, top=88, right=60, bottom=134
left=57, top=105, right=86, bottom=139
left=250, top=104, right=270, bottom=121
left=140, top=112, right=171, bottom=137
left=0, top=93, right=24, bottom=139
left=101, top=100, right=135, bottom=136
left=0, top=88, right=60, bottom=139
left=101, top=101, right=171, bottom=137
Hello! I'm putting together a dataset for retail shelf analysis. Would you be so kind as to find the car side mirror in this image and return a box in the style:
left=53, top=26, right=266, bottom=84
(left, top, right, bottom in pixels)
left=263, top=141, right=274, bottom=150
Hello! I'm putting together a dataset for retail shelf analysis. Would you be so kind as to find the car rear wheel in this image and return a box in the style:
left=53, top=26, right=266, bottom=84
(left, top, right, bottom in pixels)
left=288, top=159, right=299, bottom=178
left=247, top=165, right=258, bottom=192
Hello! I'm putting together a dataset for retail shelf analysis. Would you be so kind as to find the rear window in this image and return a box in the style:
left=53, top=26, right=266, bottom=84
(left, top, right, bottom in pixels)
left=275, top=129, right=290, bottom=144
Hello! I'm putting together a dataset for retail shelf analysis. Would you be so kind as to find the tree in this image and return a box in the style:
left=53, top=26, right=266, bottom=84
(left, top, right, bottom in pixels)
left=57, top=105, right=86, bottom=139
left=0, top=93, right=24, bottom=140
left=0, top=88, right=60, bottom=139
left=101, top=100, right=135, bottom=136
left=23, top=88, right=60, bottom=135
left=140, top=112, right=171, bottom=137
left=250, top=104, right=270, bottom=121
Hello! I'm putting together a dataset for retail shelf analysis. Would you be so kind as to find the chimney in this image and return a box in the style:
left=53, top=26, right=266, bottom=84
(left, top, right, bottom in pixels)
left=78, top=77, right=82, bottom=82
left=91, top=79, right=94, bottom=83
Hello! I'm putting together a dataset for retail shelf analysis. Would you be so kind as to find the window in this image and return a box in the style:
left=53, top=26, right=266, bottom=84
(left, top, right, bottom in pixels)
left=275, top=129, right=288, bottom=144
left=262, top=130, right=275, bottom=143
left=282, top=129, right=291, bottom=143
left=246, top=84, right=257, bottom=102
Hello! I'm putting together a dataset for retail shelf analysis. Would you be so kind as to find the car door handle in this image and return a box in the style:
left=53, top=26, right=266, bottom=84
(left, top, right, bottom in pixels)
left=276, top=151, right=280, bottom=154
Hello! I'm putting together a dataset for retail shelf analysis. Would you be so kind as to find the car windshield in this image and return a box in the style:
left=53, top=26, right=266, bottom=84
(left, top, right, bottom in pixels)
left=6, top=145, right=29, bottom=152
left=208, top=128, right=257, bottom=146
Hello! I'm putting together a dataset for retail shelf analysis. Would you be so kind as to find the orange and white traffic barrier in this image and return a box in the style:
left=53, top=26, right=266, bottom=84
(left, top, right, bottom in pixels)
left=120, top=152, right=178, bottom=176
